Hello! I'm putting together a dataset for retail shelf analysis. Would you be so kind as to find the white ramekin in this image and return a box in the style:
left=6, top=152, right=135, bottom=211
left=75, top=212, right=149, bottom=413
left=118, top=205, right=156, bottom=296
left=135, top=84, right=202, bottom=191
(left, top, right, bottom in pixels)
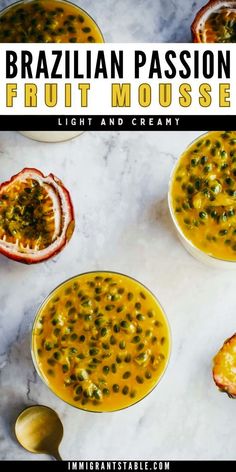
left=20, top=131, right=84, bottom=143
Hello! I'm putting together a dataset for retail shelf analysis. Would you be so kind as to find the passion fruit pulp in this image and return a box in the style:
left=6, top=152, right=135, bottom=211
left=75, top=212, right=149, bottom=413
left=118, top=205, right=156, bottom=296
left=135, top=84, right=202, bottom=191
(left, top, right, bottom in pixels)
left=0, top=168, right=75, bottom=264
left=192, top=0, right=236, bottom=43
left=213, top=333, right=236, bottom=398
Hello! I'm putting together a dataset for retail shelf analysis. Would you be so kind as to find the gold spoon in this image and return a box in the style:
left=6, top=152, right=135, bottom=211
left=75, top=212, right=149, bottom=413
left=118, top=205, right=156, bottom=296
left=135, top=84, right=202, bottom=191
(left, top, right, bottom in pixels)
left=15, top=405, right=63, bottom=460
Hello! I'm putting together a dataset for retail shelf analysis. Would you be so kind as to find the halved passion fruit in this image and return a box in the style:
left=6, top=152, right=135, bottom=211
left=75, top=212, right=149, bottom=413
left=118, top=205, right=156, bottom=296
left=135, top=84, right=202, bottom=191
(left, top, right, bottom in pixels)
left=0, top=168, right=75, bottom=264
left=192, top=0, right=236, bottom=42
left=213, top=334, right=236, bottom=398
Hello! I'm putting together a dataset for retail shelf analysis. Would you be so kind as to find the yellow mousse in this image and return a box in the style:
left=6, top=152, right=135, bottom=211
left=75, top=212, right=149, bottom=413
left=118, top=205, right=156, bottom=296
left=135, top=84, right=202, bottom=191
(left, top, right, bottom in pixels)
left=171, top=131, right=236, bottom=261
left=0, top=0, right=103, bottom=43
left=32, top=272, right=170, bottom=412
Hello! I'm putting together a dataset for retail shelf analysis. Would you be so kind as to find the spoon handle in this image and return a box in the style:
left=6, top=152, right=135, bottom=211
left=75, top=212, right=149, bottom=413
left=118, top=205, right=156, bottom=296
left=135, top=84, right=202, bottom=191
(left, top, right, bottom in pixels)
left=52, top=450, right=63, bottom=461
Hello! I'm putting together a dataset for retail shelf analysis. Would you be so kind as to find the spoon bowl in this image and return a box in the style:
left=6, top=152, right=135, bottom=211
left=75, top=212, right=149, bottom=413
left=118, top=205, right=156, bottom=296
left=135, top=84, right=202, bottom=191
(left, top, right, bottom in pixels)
left=15, top=405, right=63, bottom=460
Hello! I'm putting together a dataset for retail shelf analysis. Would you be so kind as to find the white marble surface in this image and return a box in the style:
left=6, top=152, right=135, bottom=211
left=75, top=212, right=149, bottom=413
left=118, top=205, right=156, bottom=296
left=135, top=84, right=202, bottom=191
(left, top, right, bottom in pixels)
left=2, top=129, right=236, bottom=461
left=1, top=0, right=236, bottom=463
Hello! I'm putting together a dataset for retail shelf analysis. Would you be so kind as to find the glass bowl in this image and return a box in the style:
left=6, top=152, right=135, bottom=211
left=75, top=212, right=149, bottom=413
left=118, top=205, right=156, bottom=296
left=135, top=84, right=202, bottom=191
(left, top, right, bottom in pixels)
left=168, top=131, right=236, bottom=269
left=0, top=0, right=104, bottom=143
left=31, top=271, right=171, bottom=412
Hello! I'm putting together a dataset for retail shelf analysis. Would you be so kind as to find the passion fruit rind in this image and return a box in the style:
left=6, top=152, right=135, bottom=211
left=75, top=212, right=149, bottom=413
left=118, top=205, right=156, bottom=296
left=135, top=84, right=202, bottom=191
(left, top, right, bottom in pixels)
left=213, top=333, right=236, bottom=398
left=191, top=0, right=236, bottom=42
left=0, top=168, right=75, bottom=264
